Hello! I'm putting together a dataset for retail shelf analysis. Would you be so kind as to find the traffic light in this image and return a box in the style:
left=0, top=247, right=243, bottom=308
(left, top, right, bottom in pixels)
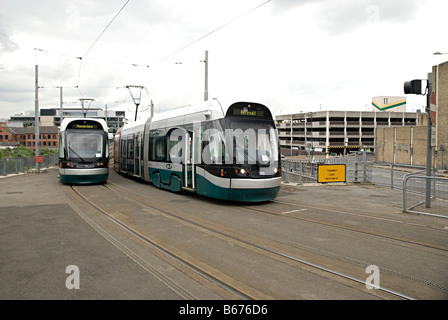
left=403, top=79, right=423, bottom=95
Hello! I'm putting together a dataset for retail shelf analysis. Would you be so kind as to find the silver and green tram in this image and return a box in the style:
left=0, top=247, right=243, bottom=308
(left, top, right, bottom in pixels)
left=115, top=99, right=281, bottom=202
left=59, top=118, right=109, bottom=184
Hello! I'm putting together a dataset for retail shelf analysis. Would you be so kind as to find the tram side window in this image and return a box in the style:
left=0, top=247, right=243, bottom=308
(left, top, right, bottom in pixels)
left=167, top=129, right=182, bottom=163
left=120, top=138, right=126, bottom=169
left=202, top=121, right=226, bottom=164
left=59, top=133, right=65, bottom=158
left=151, top=135, right=166, bottom=162
left=127, top=138, right=134, bottom=159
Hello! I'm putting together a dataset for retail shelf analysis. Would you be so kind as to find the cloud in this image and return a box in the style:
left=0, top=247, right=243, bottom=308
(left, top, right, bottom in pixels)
left=314, top=0, right=419, bottom=35
left=0, top=0, right=444, bottom=120
left=0, top=29, right=20, bottom=57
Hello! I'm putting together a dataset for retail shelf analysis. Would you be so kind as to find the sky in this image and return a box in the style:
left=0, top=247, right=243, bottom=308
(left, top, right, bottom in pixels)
left=0, top=0, right=447, bottom=121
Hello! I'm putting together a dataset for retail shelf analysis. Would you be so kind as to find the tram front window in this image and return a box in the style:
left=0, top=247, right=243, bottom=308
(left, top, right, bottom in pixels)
left=67, top=131, right=104, bottom=161
left=229, top=121, right=279, bottom=166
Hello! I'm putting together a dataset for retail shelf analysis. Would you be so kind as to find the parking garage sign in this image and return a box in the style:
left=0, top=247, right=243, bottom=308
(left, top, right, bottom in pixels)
left=317, top=164, right=346, bottom=183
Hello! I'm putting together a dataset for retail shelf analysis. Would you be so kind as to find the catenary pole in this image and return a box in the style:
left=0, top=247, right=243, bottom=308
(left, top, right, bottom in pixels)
left=35, top=65, right=40, bottom=173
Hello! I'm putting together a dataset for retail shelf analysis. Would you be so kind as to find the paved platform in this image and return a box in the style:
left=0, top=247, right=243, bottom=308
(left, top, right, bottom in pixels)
left=0, top=167, right=444, bottom=300
left=0, top=168, right=186, bottom=299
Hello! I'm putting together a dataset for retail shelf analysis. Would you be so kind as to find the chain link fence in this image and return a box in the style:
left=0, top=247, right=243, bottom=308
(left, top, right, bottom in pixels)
left=0, top=154, right=59, bottom=176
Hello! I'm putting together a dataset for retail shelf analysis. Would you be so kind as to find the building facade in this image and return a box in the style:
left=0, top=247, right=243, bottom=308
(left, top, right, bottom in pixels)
left=433, top=60, right=448, bottom=169
left=372, top=96, right=406, bottom=112
left=9, top=108, right=125, bottom=134
left=276, top=110, right=420, bottom=157
left=375, top=60, right=448, bottom=169
left=0, top=125, right=59, bottom=151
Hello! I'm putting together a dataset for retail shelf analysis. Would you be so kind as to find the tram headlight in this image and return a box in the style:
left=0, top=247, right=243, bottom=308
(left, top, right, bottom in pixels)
left=235, top=168, right=249, bottom=177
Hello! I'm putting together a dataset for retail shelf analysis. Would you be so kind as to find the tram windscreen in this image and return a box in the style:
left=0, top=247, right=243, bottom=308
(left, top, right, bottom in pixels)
left=66, top=131, right=105, bottom=161
left=229, top=121, right=279, bottom=166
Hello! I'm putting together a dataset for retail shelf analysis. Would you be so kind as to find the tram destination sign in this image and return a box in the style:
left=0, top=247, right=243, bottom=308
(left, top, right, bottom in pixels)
left=232, top=106, right=265, bottom=117
left=317, top=164, right=346, bottom=183
left=68, top=120, right=100, bottom=130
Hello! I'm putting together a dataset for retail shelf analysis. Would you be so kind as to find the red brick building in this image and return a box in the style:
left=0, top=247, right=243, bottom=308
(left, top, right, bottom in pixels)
left=0, top=126, right=59, bottom=151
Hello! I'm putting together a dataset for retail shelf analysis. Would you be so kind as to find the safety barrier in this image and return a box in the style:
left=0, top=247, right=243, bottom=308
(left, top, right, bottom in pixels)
left=281, top=151, right=373, bottom=184
left=403, top=175, right=448, bottom=219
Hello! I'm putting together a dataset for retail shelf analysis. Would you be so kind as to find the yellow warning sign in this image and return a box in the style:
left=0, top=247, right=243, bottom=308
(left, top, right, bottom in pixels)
left=317, top=164, right=346, bottom=183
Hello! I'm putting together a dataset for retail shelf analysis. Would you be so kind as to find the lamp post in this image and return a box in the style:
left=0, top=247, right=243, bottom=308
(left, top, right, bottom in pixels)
left=200, top=50, right=208, bottom=101
left=35, top=65, right=40, bottom=173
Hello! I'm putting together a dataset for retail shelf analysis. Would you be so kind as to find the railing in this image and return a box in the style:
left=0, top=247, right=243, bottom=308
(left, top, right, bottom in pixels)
left=403, top=175, right=448, bottom=219
left=0, top=154, right=59, bottom=176
left=281, top=151, right=373, bottom=184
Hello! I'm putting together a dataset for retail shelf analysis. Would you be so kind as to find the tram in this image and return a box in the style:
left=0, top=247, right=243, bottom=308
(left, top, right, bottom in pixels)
left=59, top=118, right=110, bottom=184
left=115, top=99, right=281, bottom=202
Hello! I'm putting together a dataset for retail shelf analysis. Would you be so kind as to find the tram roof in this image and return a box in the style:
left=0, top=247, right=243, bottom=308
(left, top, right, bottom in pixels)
left=119, top=98, right=272, bottom=133
left=149, top=99, right=226, bottom=130
left=59, top=117, right=108, bottom=131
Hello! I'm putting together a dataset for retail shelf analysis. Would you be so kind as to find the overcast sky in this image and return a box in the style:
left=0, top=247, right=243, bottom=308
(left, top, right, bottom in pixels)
left=0, top=0, right=447, bottom=121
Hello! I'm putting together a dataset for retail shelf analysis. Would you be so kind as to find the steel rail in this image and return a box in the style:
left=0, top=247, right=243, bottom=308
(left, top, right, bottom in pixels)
left=70, top=185, right=251, bottom=300
left=102, top=184, right=416, bottom=300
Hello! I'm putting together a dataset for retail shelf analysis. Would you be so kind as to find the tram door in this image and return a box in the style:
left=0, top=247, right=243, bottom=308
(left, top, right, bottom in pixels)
left=134, top=134, right=140, bottom=177
left=183, top=130, right=195, bottom=190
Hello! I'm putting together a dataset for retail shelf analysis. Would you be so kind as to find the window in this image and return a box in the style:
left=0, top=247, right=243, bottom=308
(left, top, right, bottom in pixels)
left=127, top=137, right=134, bottom=159
left=150, top=130, right=166, bottom=161
left=167, top=128, right=183, bottom=163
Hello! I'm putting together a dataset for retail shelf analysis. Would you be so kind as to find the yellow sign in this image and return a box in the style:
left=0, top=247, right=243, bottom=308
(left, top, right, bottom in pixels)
left=317, top=164, right=346, bottom=183
left=75, top=124, right=94, bottom=129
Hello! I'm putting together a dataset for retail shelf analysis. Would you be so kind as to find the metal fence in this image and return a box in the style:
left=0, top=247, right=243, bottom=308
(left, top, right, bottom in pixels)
left=281, top=151, right=373, bottom=184
left=403, top=175, right=448, bottom=218
left=0, top=154, right=59, bottom=176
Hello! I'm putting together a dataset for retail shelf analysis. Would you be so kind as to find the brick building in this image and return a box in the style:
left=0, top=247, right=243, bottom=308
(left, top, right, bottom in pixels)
left=433, top=60, right=448, bottom=169
left=0, top=126, right=59, bottom=151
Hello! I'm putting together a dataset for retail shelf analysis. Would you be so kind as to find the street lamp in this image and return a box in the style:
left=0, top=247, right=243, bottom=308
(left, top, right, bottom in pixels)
left=433, top=51, right=448, bottom=55
left=200, top=50, right=208, bottom=101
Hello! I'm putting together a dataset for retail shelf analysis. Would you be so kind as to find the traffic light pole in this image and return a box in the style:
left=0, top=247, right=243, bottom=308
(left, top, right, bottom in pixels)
left=404, top=73, right=433, bottom=208
left=425, top=73, right=433, bottom=208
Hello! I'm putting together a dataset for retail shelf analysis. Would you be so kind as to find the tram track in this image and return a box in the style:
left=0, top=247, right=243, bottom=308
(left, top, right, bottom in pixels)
left=243, top=201, right=448, bottom=253
left=108, top=177, right=448, bottom=299
left=68, top=185, right=255, bottom=300
left=88, top=181, right=424, bottom=300
left=275, top=198, right=448, bottom=232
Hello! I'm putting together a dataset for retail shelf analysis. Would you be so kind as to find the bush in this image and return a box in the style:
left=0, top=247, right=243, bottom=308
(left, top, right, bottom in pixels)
left=40, top=148, right=58, bottom=155
left=0, top=146, right=35, bottom=158
left=11, top=145, right=35, bottom=158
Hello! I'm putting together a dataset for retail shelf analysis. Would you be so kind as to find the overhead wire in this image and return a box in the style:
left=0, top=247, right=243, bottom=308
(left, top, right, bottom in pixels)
left=149, top=0, right=272, bottom=67
left=2, top=0, right=271, bottom=108
left=77, top=0, right=131, bottom=87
